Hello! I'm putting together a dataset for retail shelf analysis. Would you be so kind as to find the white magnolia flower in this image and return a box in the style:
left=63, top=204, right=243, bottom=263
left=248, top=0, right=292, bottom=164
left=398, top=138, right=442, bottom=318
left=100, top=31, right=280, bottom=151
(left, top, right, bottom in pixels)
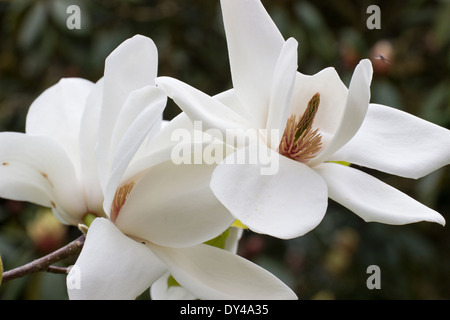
left=156, top=0, right=449, bottom=240
left=0, top=76, right=98, bottom=226
left=0, top=34, right=167, bottom=226
left=58, top=35, right=295, bottom=300
left=0, top=33, right=296, bottom=299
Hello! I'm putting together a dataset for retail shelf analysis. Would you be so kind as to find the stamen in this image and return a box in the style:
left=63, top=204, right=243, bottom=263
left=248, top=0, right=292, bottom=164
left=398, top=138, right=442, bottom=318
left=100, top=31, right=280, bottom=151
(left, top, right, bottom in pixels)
left=279, top=93, right=322, bottom=164
left=110, top=181, right=135, bottom=222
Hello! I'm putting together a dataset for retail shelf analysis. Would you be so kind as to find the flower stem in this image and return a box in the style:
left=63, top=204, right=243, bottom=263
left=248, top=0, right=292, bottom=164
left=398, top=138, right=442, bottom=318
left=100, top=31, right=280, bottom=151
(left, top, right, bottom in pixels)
left=1, top=234, right=85, bottom=284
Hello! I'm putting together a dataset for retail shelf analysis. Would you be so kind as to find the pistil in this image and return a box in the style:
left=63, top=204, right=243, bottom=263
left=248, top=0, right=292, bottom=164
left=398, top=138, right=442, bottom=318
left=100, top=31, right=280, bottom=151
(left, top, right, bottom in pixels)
left=279, top=93, right=322, bottom=164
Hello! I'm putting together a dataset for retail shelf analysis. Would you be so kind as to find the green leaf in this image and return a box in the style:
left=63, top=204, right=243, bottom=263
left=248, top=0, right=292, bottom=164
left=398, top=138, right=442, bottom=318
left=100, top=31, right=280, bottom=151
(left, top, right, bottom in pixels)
left=231, top=220, right=248, bottom=229
left=167, top=274, right=181, bottom=288
left=330, top=161, right=351, bottom=167
left=203, top=228, right=230, bottom=250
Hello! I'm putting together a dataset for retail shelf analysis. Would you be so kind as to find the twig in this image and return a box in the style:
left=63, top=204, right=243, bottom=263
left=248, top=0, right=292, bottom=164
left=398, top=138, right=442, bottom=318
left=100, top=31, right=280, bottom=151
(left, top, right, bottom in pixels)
left=1, top=234, right=85, bottom=284
left=46, top=266, right=70, bottom=274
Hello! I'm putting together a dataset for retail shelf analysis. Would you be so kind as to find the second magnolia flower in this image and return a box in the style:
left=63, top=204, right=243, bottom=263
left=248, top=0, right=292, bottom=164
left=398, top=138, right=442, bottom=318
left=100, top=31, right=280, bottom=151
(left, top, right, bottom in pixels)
left=156, top=0, right=449, bottom=240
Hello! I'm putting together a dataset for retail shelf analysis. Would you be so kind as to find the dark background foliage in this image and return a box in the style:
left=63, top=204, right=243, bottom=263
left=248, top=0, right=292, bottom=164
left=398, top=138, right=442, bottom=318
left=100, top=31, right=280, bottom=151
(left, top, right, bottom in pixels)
left=0, top=0, right=449, bottom=299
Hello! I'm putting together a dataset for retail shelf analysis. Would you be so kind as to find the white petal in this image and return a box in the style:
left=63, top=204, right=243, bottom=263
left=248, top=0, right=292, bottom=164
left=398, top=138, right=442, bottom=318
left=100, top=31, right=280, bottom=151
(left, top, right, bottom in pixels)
left=26, top=78, right=94, bottom=173
left=0, top=133, right=86, bottom=225
left=156, top=76, right=251, bottom=137
left=121, top=138, right=185, bottom=185
left=132, top=112, right=192, bottom=161
left=150, top=272, right=196, bottom=300
left=329, top=103, right=450, bottom=179
left=266, top=38, right=298, bottom=148
left=115, top=160, right=235, bottom=248
left=151, top=226, right=244, bottom=300
left=148, top=243, right=297, bottom=300
left=224, top=226, right=244, bottom=254
left=121, top=112, right=235, bottom=183
left=220, top=0, right=285, bottom=128
left=103, top=86, right=167, bottom=215
left=309, top=59, right=373, bottom=166
left=110, top=86, right=165, bottom=161
left=78, top=78, right=104, bottom=214
left=290, top=67, right=348, bottom=144
left=67, top=218, right=166, bottom=300
left=315, top=162, right=445, bottom=225
left=97, top=35, right=158, bottom=190
left=210, top=144, right=328, bottom=239
left=213, top=89, right=255, bottom=122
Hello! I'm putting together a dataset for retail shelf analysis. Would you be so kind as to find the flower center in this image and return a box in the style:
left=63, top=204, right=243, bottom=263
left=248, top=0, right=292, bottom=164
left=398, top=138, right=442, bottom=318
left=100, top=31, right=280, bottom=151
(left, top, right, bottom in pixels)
left=278, top=93, right=322, bottom=164
left=110, top=181, right=135, bottom=222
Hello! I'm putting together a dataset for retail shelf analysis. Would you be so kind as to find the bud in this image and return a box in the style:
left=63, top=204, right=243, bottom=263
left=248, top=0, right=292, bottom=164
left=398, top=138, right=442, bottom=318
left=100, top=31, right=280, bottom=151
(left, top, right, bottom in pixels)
left=78, top=223, right=89, bottom=235
left=27, top=209, right=67, bottom=254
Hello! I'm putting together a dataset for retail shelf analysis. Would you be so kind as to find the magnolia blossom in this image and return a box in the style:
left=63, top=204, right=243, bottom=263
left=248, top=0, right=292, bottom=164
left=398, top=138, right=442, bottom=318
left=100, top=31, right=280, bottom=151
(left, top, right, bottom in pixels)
left=0, top=33, right=296, bottom=299
left=0, top=34, right=169, bottom=226
left=70, top=35, right=295, bottom=300
left=0, top=78, right=98, bottom=225
left=156, top=0, right=450, bottom=240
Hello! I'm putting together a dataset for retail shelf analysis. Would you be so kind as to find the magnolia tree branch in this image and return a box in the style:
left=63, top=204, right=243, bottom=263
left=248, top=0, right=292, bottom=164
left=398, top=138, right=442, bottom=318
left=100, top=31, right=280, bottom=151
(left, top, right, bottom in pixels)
left=1, top=234, right=85, bottom=284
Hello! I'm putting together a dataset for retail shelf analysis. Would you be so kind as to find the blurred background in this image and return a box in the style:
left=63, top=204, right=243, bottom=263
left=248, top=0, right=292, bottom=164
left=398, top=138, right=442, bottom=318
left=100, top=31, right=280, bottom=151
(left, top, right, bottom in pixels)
left=0, top=0, right=449, bottom=299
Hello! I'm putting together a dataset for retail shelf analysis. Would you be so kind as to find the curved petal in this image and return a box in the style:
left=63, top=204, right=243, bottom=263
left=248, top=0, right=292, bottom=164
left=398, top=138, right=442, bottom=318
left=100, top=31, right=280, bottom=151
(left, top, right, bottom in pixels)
left=121, top=138, right=186, bottom=185
left=329, top=103, right=450, bottom=179
left=68, top=218, right=166, bottom=300
left=220, top=0, right=285, bottom=128
left=26, top=77, right=94, bottom=173
left=132, top=112, right=193, bottom=161
left=109, top=86, right=166, bottom=162
left=120, top=113, right=235, bottom=184
left=156, top=76, right=252, bottom=137
left=150, top=272, right=196, bottom=300
left=0, top=133, right=86, bottom=225
left=309, top=59, right=373, bottom=167
left=151, top=226, right=243, bottom=300
left=210, top=144, right=328, bottom=239
left=97, top=35, right=158, bottom=190
left=265, top=38, right=298, bottom=148
left=79, top=78, right=104, bottom=214
left=103, top=86, right=167, bottom=215
left=148, top=242, right=297, bottom=300
left=315, top=162, right=445, bottom=225
left=289, top=67, right=348, bottom=144
left=213, top=89, right=254, bottom=122
left=115, top=160, right=235, bottom=248
left=224, top=226, right=244, bottom=253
